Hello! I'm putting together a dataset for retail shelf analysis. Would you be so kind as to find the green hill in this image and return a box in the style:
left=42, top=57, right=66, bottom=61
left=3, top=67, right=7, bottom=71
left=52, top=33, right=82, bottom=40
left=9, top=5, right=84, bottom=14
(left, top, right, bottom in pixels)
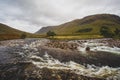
left=0, top=23, right=30, bottom=40
left=36, top=14, right=120, bottom=36
left=0, top=23, right=26, bottom=34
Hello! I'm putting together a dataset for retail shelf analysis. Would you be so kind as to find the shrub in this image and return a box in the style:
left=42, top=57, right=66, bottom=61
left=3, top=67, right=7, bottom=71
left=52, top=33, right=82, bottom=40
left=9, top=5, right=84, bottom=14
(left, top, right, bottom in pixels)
left=47, top=31, right=56, bottom=38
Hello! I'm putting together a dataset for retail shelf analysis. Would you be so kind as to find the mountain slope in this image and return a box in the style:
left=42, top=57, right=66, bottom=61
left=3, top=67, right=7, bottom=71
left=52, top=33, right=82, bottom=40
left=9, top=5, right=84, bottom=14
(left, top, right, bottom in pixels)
left=0, top=23, right=26, bottom=34
left=0, top=23, right=29, bottom=40
left=36, top=14, right=120, bottom=35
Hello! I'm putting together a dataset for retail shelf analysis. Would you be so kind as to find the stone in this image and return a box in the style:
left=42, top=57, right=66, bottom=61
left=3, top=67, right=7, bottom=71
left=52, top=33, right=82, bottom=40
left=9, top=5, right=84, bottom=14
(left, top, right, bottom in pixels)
left=86, top=47, right=90, bottom=51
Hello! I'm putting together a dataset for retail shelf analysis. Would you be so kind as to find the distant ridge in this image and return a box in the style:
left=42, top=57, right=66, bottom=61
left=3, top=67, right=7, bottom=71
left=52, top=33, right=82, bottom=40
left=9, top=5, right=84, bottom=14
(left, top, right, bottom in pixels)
left=36, top=14, right=120, bottom=35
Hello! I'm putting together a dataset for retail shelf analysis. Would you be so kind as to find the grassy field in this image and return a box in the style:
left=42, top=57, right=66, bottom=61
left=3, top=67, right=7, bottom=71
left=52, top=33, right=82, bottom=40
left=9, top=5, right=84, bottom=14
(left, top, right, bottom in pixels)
left=0, top=34, right=45, bottom=41
left=47, top=35, right=103, bottom=40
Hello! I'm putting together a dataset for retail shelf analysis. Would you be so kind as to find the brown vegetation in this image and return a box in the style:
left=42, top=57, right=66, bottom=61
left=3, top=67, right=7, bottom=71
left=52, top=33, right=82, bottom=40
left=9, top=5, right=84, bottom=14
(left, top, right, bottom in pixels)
left=0, top=34, right=21, bottom=40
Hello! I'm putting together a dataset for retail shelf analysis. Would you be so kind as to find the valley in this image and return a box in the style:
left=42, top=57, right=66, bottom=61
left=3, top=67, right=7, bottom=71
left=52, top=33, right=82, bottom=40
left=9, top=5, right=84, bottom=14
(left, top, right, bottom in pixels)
left=0, top=0, right=120, bottom=79
left=0, top=14, right=120, bottom=80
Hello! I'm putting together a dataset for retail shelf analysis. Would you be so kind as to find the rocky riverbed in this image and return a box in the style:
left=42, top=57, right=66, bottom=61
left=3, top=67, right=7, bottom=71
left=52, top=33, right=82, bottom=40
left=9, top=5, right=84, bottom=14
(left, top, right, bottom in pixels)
left=0, top=38, right=120, bottom=80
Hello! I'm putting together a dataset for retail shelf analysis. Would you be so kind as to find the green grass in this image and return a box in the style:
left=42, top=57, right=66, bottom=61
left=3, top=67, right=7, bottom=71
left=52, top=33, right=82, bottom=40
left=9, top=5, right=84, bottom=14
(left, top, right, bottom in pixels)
left=47, top=35, right=103, bottom=40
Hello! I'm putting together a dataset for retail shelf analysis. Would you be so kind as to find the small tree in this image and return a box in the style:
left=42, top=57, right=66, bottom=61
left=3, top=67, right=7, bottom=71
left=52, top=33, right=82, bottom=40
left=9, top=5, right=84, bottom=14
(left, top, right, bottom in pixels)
left=47, top=31, right=56, bottom=38
left=21, top=33, right=26, bottom=39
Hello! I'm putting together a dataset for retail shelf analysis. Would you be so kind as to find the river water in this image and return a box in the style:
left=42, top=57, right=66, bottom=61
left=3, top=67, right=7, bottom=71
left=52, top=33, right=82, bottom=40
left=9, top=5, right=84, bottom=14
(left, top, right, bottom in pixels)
left=0, top=38, right=120, bottom=80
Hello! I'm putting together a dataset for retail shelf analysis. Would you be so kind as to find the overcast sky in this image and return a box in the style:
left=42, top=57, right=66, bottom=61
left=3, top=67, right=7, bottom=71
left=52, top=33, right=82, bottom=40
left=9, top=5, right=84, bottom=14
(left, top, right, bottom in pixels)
left=0, top=0, right=120, bottom=33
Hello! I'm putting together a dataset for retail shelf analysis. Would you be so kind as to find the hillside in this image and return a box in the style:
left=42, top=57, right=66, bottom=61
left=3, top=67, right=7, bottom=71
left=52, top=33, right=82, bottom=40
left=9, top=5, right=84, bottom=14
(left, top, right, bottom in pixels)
left=0, top=23, right=30, bottom=40
left=36, top=14, right=120, bottom=36
left=0, top=23, right=26, bottom=34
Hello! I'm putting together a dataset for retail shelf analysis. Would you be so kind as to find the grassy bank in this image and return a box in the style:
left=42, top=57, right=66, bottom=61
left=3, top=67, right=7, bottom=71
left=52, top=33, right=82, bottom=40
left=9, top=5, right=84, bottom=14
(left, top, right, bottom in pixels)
left=0, top=34, right=45, bottom=41
left=47, top=35, right=103, bottom=40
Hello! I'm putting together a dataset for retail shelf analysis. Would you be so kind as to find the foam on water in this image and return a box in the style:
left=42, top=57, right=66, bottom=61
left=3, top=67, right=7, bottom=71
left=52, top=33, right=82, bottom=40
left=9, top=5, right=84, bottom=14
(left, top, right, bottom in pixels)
left=91, top=46, right=120, bottom=54
left=2, top=39, right=119, bottom=79
left=30, top=53, right=120, bottom=79
left=77, top=39, right=120, bottom=54
left=18, top=39, right=120, bottom=79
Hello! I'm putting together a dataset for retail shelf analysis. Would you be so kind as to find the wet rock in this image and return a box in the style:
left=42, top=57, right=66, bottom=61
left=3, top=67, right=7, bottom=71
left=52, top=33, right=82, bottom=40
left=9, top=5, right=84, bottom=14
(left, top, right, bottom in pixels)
left=45, top=40, right=79, bottom=51
left=0, top=62, right=105, bottom=80
left=86, top=47, right=90, bottom=51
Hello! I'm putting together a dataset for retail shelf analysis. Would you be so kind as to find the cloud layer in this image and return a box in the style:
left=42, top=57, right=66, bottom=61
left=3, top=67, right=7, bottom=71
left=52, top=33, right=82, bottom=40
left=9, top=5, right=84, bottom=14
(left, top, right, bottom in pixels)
left=0, top=0, right=120, bottom=33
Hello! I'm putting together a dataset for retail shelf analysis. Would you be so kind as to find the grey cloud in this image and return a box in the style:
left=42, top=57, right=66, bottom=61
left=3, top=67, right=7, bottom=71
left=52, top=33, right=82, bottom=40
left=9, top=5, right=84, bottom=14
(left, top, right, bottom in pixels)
left=0, top=0, right=120, bottom=33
